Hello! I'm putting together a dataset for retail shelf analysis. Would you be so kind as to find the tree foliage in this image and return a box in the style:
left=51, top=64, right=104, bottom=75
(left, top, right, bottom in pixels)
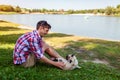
left=0, top=4, right=120, bottom=16
left=0, top=5, right=14, bottom=12
left=0, top=5, right=21, bottom=12
left=14, top=6, right=21, bottom=12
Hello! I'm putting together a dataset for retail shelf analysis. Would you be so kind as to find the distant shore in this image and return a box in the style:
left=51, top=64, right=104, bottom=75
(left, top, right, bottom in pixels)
left=0, top=11, right=106, bottom=16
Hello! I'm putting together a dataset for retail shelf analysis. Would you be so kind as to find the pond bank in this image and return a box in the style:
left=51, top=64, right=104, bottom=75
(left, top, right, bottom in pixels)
left=0, top=20, right=120, bottom=69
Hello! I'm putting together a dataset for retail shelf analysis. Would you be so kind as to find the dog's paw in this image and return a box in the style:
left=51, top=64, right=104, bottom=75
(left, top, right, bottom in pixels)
left=76, top=65, right=81, bottom=69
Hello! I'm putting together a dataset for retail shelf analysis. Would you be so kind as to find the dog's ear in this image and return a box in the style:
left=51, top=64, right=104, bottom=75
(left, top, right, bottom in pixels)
left=66, top=55, right=69, bottom=60
left=72, top=53, right=77, bottom=57
left=71, top=54, right=76, bottom=57
left=71, top=54, right=75, bottom=57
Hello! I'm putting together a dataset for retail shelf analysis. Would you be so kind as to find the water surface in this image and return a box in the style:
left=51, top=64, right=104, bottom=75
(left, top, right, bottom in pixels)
left=0, top=14, right=120, bottom=41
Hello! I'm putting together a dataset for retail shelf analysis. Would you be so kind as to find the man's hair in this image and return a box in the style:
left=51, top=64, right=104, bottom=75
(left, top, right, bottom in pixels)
left=36, top=20, right=51, bottom=30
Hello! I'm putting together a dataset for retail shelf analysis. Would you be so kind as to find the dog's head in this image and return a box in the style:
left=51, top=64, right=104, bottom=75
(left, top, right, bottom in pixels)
left=66, top=54, right=81, bottom=69
left=52, top=54, right=81, bottom=70
left=66, top=54, right=75, bottom=63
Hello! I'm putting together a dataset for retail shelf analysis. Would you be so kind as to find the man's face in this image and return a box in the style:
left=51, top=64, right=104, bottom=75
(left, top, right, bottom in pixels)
left=39, top=26, right=49, bottom=37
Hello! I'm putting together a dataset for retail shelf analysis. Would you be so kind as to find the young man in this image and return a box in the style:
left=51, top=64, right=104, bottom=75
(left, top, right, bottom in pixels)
left=13, top=20, right=65, bottom=69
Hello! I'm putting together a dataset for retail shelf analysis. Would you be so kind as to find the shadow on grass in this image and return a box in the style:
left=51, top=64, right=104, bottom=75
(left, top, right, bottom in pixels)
left=0, top=46, right=54, bottom=68
left=0, top=48, right=13, bottom=67
left=0, top=26, right=21, bottom=31
left=0, top=33, right=23, bottom=44
left=45, top=33, right=73, bottom=38
left=56, top=39, right=120, bottom=69
left=0, top=32, right=73, bottom=44
left=0, top=37, right=120, bottom=80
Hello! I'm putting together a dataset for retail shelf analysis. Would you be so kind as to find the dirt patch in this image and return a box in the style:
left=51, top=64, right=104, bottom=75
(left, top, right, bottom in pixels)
left=83, top=59, right=109, bottom=65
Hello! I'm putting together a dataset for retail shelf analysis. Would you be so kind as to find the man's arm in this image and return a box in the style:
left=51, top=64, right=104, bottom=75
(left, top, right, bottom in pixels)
left=40, top=55, right=65, bottom=69
left=42, top=40, right=63, bottom=58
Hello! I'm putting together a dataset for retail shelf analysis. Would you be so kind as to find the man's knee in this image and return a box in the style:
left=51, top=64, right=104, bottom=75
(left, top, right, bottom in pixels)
left=42, top=41, right=50, bottom=52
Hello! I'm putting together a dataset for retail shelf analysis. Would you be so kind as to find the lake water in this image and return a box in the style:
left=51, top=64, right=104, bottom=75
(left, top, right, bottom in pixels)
left=0, top=14, right=120, bottom=41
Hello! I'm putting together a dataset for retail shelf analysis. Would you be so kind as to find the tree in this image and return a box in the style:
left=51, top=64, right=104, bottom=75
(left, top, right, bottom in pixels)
left=116, top=4, right=120, bottom=8
left=105, top=6, right=114, bottom=15
left=0, top=5, right=14, bottom=12
left=15, top=6, right=21, bottom=12
left=93, top=9, right=98, bottom=14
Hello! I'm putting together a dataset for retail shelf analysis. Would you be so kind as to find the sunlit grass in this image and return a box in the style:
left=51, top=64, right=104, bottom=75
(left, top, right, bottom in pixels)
left=0, top=20, right=120, bottom=80
left=0, top=43, right=14, bottom=49
left=0, top=20, right=19, bottom=26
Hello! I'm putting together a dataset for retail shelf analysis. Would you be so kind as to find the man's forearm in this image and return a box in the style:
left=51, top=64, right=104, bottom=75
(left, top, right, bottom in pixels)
left=40, top=55, right=55, bottom=65
left=45, top=46, right=63, bottom=58
left=39, top=55, right=64, bottom=69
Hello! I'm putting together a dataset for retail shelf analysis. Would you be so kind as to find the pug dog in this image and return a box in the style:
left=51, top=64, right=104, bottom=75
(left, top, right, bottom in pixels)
left=53, top=54, right=81, bottom=70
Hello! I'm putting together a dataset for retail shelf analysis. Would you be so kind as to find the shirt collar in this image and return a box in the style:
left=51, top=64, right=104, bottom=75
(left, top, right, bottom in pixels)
left=36, top=30, right=42, bottom=38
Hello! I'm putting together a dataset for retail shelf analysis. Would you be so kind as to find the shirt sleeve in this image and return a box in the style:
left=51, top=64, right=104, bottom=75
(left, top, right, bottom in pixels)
left=28, top=37, right=43, bottom=59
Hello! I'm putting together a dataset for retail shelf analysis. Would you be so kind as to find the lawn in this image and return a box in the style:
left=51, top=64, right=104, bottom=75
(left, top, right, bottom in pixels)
left=0, top=20, right=120, bottom=80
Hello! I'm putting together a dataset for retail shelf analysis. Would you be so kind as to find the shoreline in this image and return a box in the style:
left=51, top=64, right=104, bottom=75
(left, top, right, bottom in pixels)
left=17, top=24, right=120, bottom=42
left=1, top=20, right=119, bottom=42
left=17, top=25, right=35, bottom=30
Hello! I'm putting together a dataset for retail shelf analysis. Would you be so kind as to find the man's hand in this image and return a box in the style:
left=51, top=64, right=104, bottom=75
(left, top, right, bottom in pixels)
left=53, top=61, right=65, bottom=69
left=40, top=55, right=65, bottom=69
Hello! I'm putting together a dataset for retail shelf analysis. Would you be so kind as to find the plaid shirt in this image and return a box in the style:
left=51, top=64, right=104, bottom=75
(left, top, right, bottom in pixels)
left=13, top=30, right=43, bottom=64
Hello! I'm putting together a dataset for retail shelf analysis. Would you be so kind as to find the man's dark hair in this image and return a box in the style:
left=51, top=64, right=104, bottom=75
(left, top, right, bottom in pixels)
left=36, top=20, right=51, bottom=30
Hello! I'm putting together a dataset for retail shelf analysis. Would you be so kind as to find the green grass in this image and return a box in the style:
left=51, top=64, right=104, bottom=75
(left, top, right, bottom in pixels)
left=0, top=20, right=120, bottom=80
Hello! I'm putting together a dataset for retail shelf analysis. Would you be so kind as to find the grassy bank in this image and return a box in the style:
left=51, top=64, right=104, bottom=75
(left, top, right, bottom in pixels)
left=0, top=11, right=18, bottom=15
left=0, top=20, right=120, bottom=80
